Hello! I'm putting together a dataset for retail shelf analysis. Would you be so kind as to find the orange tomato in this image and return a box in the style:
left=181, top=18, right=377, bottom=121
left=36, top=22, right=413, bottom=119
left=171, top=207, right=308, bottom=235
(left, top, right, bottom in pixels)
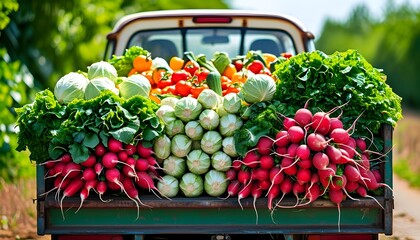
left=152, top=68, right=168, bottom=85
left=141, top=70, right=154, bottom=86
left=133, top=55, right=153, bottom=72
left=222, top=63, right=237, bottom=80
left=128, top=68, right=138, bottom=76
left=231, top=72, right=247, bottom=84
left=263, top=53, right=277, bottom=66
left=169, top=56, right=184, bottom=71
left=149, top=88, right=162, bottom=104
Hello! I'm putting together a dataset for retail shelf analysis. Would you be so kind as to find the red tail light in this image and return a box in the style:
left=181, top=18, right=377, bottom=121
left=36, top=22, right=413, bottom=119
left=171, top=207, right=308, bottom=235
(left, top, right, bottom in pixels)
left=193, top=16, right=232, bottom=24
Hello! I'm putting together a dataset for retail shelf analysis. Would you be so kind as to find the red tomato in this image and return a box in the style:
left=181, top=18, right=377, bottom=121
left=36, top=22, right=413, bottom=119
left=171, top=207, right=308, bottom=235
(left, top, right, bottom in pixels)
left=183, top=60, right=200, bottom=76
left=247, top=60, right=265, bottom=74
left=233, top=59, right=244, bottom=72
left=175, top=80, right=193, bottom=97
left=194, top=67, right=210, bottom=83
left=282, top=52, right=293, bottom=59
left=171, top=70, right=190, bottom=84
left=157, top=79, right=172, bottom=89
left=164, top=85, right=177, bottom=95
left=190, top=85, right=209, bottom=98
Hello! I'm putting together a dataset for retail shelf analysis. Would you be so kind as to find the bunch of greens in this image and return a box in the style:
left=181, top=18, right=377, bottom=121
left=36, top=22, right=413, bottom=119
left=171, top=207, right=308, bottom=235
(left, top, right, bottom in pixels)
left=108, top=46, right=149, bottom=76
left=234, top=49, right=402, bottom=157
left=15, top=89, right=163, bottom=163
left=273, top=49, right=402, bottom=135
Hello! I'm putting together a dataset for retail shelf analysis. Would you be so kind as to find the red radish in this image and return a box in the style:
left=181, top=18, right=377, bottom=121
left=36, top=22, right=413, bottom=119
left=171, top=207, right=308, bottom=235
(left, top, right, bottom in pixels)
left=291, top=182, right=306, bottom=207
left=61, top=162, right=82, bottom=179
left=105, top=168, right=124, bottom=191
left=101, top=152, right=119, bottom=169
left=287, top=125, right=305, bottom=143
left=135, top=158, right=149, bottom=172
left=39, top=176, right=70, bottom=198
left=40, top=153, right=72, bottom=166
left=95, top=143, right=106, bottom=157
left=307, top=133, right=329, bottom=151
left=356, top=186, right=384, bottom=209
left=275, top=176, right=293, bottom=208
left=345, top=181, right=359, bottom=193
left=251, top=168, right=269, bottom=182
left=238, top=181, right=253, bottom=209
left=251, top=183, right=263, bottom=224
left=51, top=162, right=66, bottom=178
left=117, top=150, right=128, bottom=162
left=286, top=143, right=299, bottom=158
left=311, top=111, right=331, bottom=135
left=312, top=152, right=330, bottom=171
left=267, top=183, right=281, bottom=210
left=225, top=180, right=241, bottom=198
left=94, top=162, right=103, bottom=176
left=280, top=157, right=298, bottom=176
left=232, top=160, right=242, bottom=171
left=242, top=150, right=260, bottom=168
left=344, top=164, right=361, bottom=182
left=82, top=168, right=96, bottom=182
left=325, top=145, right=343, bottom=164
left=296, top=168, right=311, bottom=185
left=328, top=189, right=346, bottom=232
left=146, top=155, right=159, bottom=167
left=96, top=181, right=111, bottom=202
left=260, top=155, right=275, bottom=170
left=256, top=136, right=274, bottom=155
left=283, top=117, right=296, bottom=130
left=275, top=146, right=287, bottom=156
left=269, top=166, right=284, bottom=185
left=274, top=130, right=289, bottom=147
left=60, top=177, right=85, bottom=219
left=258, top=179, right=271, bottom=190
left=340, top=137, right=357, bottom=159
left=123, top=165, right=137, bottom=179
left=330, top=128, right=350, bottom=144
left=121, top=177, right=147, bottom=218
left=137, top=142, right=153, bottom=158
left=329, top=117, right=344, bottom=133
left=108, top=137, right=123, bottom=153
left=226, top=169, right=237, bottom=181
left=238, top=169, right=251, bottom=184
left=297, top=158, right=312, bottom=169
left=75, top=187, right=89, bottom=213
left=80, top=155, right=97, bottom=168
left=282, top=157, right=299, bottom=175
left=329, top=175, right=347, bottom=191
left=295, top=144, right=310, bottom=160
left=355, top=138, right=367, bottom=152
left=135, top=171, right=167, bottom=199
left=300, top=181, right=321, bottom=206
left=124, top=143, right=137, bottom=156
left=294, top=108, right=312, bottom=127
left=371, top=169, right=382, bottom=183
left=102, top=152, right=136, bottom=174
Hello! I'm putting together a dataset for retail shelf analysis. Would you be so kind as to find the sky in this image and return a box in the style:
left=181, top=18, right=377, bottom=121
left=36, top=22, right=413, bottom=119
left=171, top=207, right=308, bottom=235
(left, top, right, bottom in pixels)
left=229, top=0, right=420, bottom=38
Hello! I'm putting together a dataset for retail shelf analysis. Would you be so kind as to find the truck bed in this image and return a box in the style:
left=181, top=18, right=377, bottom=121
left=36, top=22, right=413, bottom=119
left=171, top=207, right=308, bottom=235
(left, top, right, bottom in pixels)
left=36, top=125, right=394, bottom=237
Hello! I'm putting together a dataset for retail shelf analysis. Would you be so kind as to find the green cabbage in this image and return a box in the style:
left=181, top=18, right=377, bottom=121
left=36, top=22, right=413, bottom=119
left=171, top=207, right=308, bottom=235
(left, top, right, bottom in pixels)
left=54, top=72, right=89, bottom=104
left=198, top=109, right=220, bottom=130
left=179, top=173, right=203, bottom=197
left=87, top=61, right=118, bottom=82
left=197, top=89, right=221, bottom=109
left=118, top=74, right=151, bottom=99
left=200, top=131, right=222, bottom=155
left=170, top=134, right=192, bottom=158
left=174, top=96, right=203, bottom=122
left=219, top=114, right=243, bottom=137
left=211, top=151, right=232, bottom=172
left=163, top=155, right=186, bottom=178
left=157, top=175, right=179, bottom=198
left=186, top=149, right=211, bottom=175
left=156, top=105, right=177, bottom=125
left=240, top=74, right=276, bottom=103
left=153, top=134, right=171, bottom=160
left=84, top=77, right=119, bottom=100
left=204, top=170, right=228, bottom=197
left=185, top=121, right=204, bottom=140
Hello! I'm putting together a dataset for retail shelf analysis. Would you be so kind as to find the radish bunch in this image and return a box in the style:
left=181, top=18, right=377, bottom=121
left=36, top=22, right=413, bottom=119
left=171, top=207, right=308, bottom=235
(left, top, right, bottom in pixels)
left=228, top=105, right=390, bottom=227
left=42, top=137, right=162, bottom=219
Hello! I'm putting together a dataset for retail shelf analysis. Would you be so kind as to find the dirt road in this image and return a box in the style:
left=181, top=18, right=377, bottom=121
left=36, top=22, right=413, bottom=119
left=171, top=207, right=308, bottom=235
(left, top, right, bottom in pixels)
left=380, top=175, right=420, bottom=240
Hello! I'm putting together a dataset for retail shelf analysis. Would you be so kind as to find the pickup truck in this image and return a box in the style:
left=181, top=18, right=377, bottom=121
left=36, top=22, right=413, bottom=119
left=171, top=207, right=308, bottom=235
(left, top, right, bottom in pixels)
left=36, top=9, right=394, bottom=240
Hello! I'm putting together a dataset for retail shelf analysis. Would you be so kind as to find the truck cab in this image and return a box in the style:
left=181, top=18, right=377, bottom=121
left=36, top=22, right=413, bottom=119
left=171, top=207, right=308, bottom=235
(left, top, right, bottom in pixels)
left=104, top=9, right=316, bottom=61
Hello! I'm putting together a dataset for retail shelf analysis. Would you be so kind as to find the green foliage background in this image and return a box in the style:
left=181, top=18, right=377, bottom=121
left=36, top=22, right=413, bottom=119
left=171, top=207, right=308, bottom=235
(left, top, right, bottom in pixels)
left=316, top=2, right=420, bottom=110
left=0, top=0, right=228, bottom=182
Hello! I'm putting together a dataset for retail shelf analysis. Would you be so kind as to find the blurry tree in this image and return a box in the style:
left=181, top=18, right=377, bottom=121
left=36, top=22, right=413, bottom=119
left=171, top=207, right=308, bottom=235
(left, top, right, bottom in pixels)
left=316, top=1, right=420, bottom=110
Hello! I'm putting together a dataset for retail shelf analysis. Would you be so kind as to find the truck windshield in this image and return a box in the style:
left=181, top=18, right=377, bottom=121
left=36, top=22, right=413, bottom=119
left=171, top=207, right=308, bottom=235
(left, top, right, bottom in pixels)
left=127, top=28, right=296, bottom=61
